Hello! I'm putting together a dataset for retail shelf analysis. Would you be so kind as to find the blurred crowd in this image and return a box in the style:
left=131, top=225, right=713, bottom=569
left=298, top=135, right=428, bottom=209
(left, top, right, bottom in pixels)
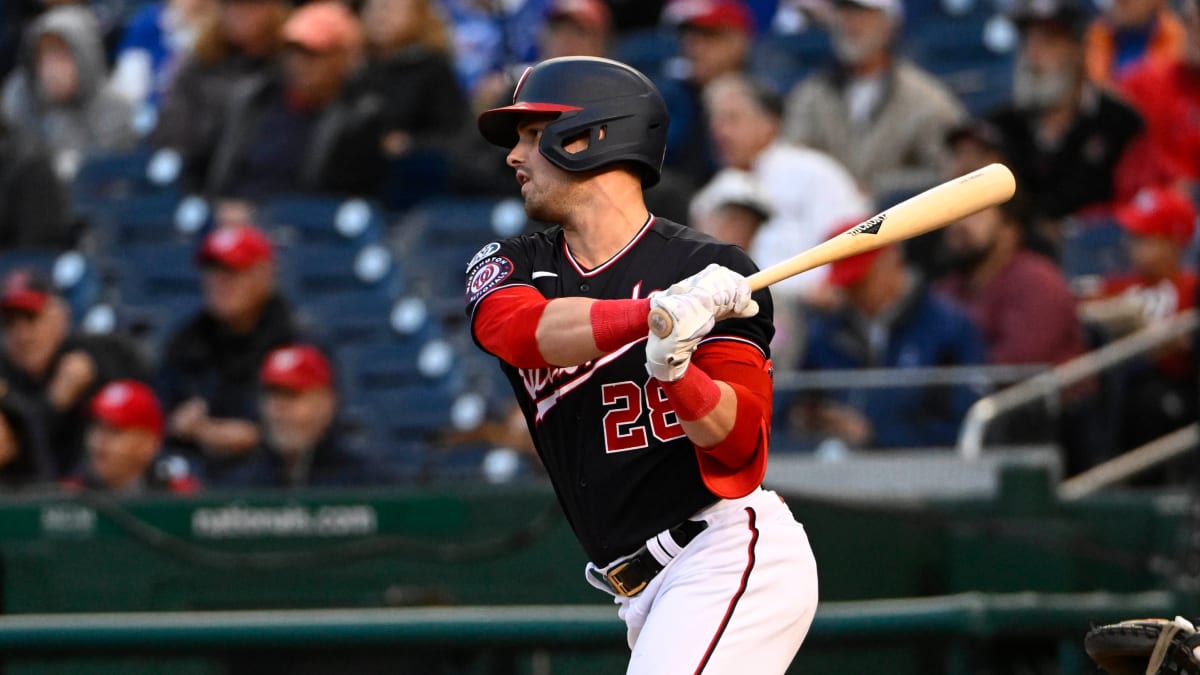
left=0, top=0, right=1197, bottom=493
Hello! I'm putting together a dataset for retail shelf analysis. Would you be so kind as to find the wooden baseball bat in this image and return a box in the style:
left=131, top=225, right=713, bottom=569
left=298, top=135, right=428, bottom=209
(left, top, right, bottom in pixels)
left=648, top=163, right=1017, bottom=338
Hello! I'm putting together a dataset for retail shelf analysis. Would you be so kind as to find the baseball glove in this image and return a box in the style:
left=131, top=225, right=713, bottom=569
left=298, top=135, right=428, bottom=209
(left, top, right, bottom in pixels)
left=1084, top=617, right=1200, bottom=675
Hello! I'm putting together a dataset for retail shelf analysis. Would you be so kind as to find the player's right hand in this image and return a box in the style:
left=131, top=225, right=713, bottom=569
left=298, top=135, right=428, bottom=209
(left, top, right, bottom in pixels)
left=645, top=290, right=716, bottom=381
left=666, top=263, right=759, bottom=322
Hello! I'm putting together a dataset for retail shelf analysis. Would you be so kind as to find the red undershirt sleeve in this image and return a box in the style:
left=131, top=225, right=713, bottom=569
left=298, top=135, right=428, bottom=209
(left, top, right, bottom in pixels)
left=680, top=340, right=774, bottom=498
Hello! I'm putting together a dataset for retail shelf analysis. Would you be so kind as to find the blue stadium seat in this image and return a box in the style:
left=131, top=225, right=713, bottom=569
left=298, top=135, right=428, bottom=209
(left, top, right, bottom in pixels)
left=90, top=193, right=211, bottom=253
left=901, top=7, right=1019, bottom=114
left=70, top=148, right=184, bottom=219
left=750, top=29, right=835, bottom=94
left=103, top=242, right=203, bottom=353
left=402, top=196, right=529, bottom=250
left=398, top=197, right=528, bottom=309
left=610, top=28, right=678, bottom=77
left=1062, top=216, right=1130, bottom=279
left=257, top=195, right=385, bottom=248
left=299, top=292, right=437, bottom=348
left=276, top=242, right=406, bottom=301
left=380, top=148, right=452, bottom=212
left=336, top=335, right=459, bottom=396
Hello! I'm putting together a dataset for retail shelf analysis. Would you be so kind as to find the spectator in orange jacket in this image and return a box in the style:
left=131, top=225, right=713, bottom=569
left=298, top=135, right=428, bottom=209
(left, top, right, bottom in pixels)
left=1084, top=0, right=1185, bottom=89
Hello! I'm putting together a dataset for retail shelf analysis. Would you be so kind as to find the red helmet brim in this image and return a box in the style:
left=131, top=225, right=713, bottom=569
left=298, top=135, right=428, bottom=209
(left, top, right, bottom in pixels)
left=477, top=102, right=583, bottom=148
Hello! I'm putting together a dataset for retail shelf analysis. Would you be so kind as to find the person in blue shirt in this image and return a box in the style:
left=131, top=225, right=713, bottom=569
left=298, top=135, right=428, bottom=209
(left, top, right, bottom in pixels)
left=795, top=228, right=988, bottom=449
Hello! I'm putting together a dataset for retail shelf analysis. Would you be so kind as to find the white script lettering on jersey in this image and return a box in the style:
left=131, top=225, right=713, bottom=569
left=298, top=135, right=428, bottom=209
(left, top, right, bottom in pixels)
left=519, top=283, right=648, bottom=422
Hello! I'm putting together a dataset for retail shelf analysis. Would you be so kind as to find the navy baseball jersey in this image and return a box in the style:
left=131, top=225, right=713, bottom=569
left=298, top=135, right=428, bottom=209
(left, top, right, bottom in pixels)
left=466, top=216, right=774, bottom=565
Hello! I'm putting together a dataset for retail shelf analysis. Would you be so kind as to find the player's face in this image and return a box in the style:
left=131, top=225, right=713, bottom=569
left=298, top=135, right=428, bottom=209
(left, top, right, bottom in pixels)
left=508, top=116, right=583, bottom=222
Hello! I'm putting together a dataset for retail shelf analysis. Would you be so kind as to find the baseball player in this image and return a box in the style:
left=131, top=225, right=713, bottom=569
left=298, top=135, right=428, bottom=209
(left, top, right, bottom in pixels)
left=466, top=56, right=818, bottom=674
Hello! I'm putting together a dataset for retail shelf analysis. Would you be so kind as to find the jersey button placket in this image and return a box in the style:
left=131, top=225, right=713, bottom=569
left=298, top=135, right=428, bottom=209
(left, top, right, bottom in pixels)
left=579, top=283, right=590, bottom=292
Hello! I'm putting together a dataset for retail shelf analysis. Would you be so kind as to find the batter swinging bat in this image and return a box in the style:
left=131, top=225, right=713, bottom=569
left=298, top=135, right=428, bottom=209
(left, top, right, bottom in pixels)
left=648, top=162, right=1018, bottom=338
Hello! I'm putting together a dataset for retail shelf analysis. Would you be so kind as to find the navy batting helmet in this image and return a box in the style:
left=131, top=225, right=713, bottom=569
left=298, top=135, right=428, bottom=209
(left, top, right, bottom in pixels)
left=477, top=57, right=670, bottom=187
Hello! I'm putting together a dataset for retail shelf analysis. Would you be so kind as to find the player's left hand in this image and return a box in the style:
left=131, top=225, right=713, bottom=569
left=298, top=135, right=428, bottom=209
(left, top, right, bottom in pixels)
left=645, top=290, right=716, bottom=381
left=666, top=264, right=759, bottom=322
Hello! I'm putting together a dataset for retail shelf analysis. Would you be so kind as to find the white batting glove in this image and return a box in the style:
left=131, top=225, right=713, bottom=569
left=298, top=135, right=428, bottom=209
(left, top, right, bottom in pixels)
left=645, top=290, right=716, bottom=381
left=666, top=264, right=759, bottom=322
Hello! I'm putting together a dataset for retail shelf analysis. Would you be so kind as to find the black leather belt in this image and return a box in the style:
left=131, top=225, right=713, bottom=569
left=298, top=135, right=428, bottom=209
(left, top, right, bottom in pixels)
left=604, top=519, right=709, bottom=597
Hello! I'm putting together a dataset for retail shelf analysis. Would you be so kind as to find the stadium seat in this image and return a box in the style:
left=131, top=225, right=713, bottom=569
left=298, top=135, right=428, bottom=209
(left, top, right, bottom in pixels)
left=102, top=242, right=203, bottom=352
left=380, top=148, right=452, bottom=212
left=1061, top=216, right=1130, bottom=279
left=299, top=292, right=437, bottom=348
left=70, top=148, right=184, bottom=219
left=397, top=196, right=528, bottom=308
left=276, top=242, right=406, bottom=300
left=257, top=194, right=385, bottom=248
left=610, top=27, right=678, bottom=77
left=90, top=193, right=211, bottom=253
left=750, top=29, right=835, bottom=94
left=336, top=333, right=458, bottom=395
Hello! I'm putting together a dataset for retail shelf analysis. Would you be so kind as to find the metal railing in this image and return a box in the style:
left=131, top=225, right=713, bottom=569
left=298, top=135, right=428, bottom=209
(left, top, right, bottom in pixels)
left=957, top=310, right=1198, bottom=460
left=1059, top=423, right=1200, bottom=500
left=773, top=364, right=1047, bottom=391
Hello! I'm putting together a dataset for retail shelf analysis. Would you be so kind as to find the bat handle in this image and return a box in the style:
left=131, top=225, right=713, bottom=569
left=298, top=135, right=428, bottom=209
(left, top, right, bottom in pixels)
left=648, top=307, right=673, bottom=338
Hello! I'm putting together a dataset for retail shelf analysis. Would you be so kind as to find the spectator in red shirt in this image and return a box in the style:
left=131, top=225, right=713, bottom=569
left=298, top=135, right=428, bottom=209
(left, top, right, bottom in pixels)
left=935, top=190, right=1099, bottom=468
left=1078, top=186, right=1197, bottom=449
left=936, top=190, right=1086, bottom=366
left=1119, top=0, right=1200, bottom=183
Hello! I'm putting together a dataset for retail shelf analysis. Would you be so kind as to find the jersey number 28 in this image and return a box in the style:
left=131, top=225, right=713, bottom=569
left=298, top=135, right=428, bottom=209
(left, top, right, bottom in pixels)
left=600, top=379, right=686, bottom=453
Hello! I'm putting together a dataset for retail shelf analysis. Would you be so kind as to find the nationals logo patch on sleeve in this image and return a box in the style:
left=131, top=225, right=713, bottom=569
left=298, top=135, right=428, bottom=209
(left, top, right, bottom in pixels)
left=466, top=256, right=514, bottom=305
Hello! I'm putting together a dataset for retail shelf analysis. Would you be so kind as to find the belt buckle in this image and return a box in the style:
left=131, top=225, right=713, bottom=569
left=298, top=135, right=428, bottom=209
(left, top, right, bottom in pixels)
left=605, top=560, right=648, bottom=597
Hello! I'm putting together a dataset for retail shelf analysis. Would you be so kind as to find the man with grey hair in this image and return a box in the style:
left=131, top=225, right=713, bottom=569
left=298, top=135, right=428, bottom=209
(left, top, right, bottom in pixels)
left=701, top=73, right=869, bottom=364
left=781, top=0, right=964, bottom=201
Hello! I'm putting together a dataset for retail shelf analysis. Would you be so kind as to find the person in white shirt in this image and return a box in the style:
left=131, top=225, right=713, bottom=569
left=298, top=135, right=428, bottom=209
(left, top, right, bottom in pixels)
left=698, top=73, right=871, bottom=365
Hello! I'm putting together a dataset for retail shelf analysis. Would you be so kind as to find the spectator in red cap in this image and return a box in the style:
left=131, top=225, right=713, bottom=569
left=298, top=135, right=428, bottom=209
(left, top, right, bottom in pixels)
left=67, top=380, right=198, bottom=493
left=221, top=344, right=369, bottom=487
left=203, top=0, right=389, bottom=201
left=158, top=225, right=303, bottom=481
left=0, top=268, right=149, bottom=477
left=792, top=221, right=985, bottom=449
left=1078, top=186, right=1198, bottom=450
left=782, top=0, right=964, bottom=201
left=656, top=0, right=756, bottom=189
